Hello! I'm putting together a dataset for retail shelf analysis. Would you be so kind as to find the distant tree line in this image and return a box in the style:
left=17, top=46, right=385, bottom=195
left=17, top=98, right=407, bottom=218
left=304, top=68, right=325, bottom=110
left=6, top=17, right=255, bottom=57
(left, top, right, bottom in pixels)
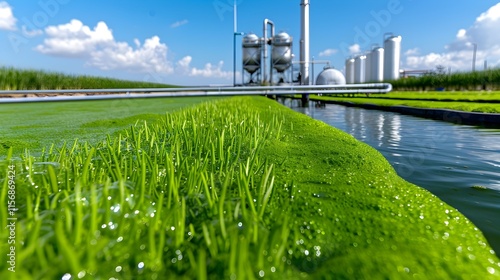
left=391, top=67, right=500, bottom=91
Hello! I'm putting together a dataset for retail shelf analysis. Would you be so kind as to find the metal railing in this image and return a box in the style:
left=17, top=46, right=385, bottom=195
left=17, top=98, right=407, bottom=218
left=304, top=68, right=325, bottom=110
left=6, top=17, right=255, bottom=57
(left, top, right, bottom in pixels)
left=0, top=83, right=392, bottom=103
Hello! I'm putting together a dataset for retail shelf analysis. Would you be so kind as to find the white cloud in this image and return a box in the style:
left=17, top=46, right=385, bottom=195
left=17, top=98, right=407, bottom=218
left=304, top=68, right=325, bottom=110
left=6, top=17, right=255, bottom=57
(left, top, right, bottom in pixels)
left=404, top=48, right=419, bottom=56
left=36, top=19, right=173, bottom=74
left=0, top=1, right=17, bottom=30
left=348, top=44, right=361, bottom=55
left=170, top=19, right=188, bottom=28
left=176, top=55, right=233, bottom=79
left=319, top=48, right=338, bottom=57
left=405, top=3, right=500, bottom=71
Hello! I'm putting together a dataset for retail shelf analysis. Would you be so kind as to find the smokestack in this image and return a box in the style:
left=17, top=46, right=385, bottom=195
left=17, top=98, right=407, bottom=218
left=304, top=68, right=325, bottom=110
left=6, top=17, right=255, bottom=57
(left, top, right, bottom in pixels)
left=300, top=0, right=310, bottom=85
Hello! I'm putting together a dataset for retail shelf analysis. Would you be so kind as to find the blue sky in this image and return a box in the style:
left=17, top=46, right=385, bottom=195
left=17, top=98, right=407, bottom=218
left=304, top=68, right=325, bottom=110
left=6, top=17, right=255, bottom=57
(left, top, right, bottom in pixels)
left=1, top=0, right=500, bottom=86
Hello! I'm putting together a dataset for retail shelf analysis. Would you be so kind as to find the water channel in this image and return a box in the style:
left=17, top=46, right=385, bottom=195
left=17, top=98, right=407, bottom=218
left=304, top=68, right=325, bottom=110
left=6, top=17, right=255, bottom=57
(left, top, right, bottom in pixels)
left=280, top=98, right=500, bottom=256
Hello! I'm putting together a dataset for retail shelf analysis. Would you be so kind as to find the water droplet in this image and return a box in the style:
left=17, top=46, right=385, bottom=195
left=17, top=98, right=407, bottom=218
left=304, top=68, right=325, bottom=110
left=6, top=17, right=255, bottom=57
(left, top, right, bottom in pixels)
left=238, top=222, right=243, bottom=228
left=117, top=236, right=123, bottom=242
left=115, top=266, right=122, bottom=272
left=171, top=226, right=175, bottom=231
left=304, top=250, right=309, bottom=256
left=271, top=267, right=276, bottom=272
left=62, top=273, right=72, bottom=280
left=77, top=271, right=86, bottom=279
left=259, top=270, right=265, bottom=277
left=138, top=262, right=145, bottom=269
left=487, top=267, right=496, bottom=274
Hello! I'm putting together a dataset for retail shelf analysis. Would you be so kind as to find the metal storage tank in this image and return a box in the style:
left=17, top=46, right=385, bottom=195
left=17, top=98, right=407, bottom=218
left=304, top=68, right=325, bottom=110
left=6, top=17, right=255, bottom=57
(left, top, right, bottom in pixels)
left=354, top=55, right=366, bottom=83
left=271, top=32, right=293, bottom=72
left=316, top=67, right=346, bottom=85
left=371, top=47, right=384, bottom=82
left=345, top=58, right=355, bottom=84
left=383, top=35, right=402, bottom=81
left=242, top=33, right=261, bottom=74
left=365, top=52, right=372, bottom=82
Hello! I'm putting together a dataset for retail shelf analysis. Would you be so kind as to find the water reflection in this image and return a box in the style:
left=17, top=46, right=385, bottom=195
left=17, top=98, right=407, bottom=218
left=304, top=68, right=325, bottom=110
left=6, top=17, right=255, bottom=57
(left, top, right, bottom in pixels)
left=281, top=98, right=500, bottom=255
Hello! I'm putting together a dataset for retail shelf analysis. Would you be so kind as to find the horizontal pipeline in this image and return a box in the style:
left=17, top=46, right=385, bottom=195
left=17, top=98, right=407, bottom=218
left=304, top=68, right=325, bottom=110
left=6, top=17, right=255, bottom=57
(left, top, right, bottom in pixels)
left=0, top=83, right=392, bottom=103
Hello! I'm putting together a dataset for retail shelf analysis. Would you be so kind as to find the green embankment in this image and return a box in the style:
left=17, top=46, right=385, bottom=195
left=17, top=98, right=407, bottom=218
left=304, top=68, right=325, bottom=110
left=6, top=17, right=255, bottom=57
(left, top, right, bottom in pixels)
left=1, top=97, right=499, bottom=279
left=311, top=93, right=500, bottom=113
left=0, top=67, right=176, bottom=90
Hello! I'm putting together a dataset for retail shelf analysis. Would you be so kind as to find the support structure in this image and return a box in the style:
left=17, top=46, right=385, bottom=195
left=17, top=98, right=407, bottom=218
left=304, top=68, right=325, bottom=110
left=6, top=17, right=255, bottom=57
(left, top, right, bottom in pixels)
left=300, top=0, right=310, bottom=104
left=262, top=19, right=275, bottom=85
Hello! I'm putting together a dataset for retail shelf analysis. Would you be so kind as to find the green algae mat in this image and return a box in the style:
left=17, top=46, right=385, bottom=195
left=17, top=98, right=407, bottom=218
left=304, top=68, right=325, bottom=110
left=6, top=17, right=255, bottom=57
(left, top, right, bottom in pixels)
left=1, top=96, right=499, bottom=279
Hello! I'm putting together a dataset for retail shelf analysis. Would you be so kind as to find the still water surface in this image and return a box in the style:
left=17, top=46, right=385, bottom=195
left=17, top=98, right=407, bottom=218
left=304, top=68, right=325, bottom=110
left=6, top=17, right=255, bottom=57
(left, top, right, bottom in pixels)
left=281, top=98, right=500, bottom=255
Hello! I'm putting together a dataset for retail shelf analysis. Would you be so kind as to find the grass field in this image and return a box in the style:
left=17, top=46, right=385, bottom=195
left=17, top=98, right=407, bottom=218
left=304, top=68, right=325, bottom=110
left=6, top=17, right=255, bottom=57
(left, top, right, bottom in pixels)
left=0, top=97, right=219, bottom=155
left=1, top=96, right=499, bottom=279
left=0, top=67, right=176, bottom=90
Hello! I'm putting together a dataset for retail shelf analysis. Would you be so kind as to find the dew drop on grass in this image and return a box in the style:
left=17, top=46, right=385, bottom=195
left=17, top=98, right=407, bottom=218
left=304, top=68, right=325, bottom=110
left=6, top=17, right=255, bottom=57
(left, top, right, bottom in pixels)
left=61, top=273, right=71, bottom=280
left=138, top=262, right=145, bottom=270
left=259, top=270, right=265, bottom=277
left=115, top=266, right=122, bottom=272
left=117, top=236, right=123, bottom=242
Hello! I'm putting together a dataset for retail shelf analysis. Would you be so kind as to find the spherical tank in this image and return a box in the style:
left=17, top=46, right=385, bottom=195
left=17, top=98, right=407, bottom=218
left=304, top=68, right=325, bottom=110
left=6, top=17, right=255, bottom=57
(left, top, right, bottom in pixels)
left=345, top=58, right=355, bottom=84
left=371, top=47, right=384, bottom=82
left=315, top=67, right=346, bottom=85
left=354, top=55, right=366, bottom=83
left=242, top=33, right=261, bottom=74
left=383, top=35, right=402, bottom=81
left=272, top=32, right=293, bottom=72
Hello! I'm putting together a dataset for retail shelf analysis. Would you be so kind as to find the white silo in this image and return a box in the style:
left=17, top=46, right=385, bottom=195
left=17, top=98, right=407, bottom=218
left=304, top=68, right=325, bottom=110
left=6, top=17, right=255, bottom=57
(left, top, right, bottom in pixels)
left=354, top=55, right=366, bottom=83
left=345, top=58, right=355, bottom=84
left=383, top=35, right=402, bottom=81
left=371, top=47, right=384, bottom=82
left=365, top=51, right=372, bottom=82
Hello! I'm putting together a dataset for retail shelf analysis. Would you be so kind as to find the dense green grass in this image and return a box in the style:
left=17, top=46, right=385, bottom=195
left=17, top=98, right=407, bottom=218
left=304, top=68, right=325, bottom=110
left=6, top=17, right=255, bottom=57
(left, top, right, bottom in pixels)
left=0, top=67, right=176, bottom=90
left=392, top=68, right=500, bottom=91
left=0, top=97, right=219, bottom=155
left=383, top=91, right=500, bottom=102
left=312, top=94, right=500, bottom=113
left=1, top=97, right=499, bottom=279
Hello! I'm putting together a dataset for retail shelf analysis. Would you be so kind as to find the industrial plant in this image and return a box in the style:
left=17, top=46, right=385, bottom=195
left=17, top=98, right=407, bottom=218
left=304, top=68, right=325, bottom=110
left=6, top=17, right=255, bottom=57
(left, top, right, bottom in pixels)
left=240, top=1, right=402, bottom=87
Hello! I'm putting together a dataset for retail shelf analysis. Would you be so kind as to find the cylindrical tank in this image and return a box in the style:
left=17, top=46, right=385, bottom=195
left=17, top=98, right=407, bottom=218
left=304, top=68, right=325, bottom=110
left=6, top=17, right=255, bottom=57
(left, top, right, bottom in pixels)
left=316, top=67, right=346, bottom=85
left=272, top=32, right=293, bottom=72
left=242, top=33, right=261, bottom=74
left=345, top=58, right=355, bottom=84
left=354, top=55, right=366, bottom=83
left=383, top=35, right=402, bottom=81
left=371, top=47, right=384, bottom=82
left=365, top=52, right=372, bottom=83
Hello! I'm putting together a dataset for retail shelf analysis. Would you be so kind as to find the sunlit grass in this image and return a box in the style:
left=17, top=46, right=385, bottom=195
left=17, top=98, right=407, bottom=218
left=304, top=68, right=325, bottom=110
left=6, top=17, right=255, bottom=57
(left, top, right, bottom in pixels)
left=0, top=98, right=295, bottom=279
left=1, top=96, right=499, bottom=279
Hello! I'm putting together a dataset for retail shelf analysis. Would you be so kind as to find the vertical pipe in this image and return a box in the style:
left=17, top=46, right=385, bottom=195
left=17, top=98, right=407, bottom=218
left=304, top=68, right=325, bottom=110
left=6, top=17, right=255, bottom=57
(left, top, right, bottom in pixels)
left=262, top=19, right=275, bottom=85
left=233, top=1, right=237, bottom=86
left=300, top=0, right=310, bottom=86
